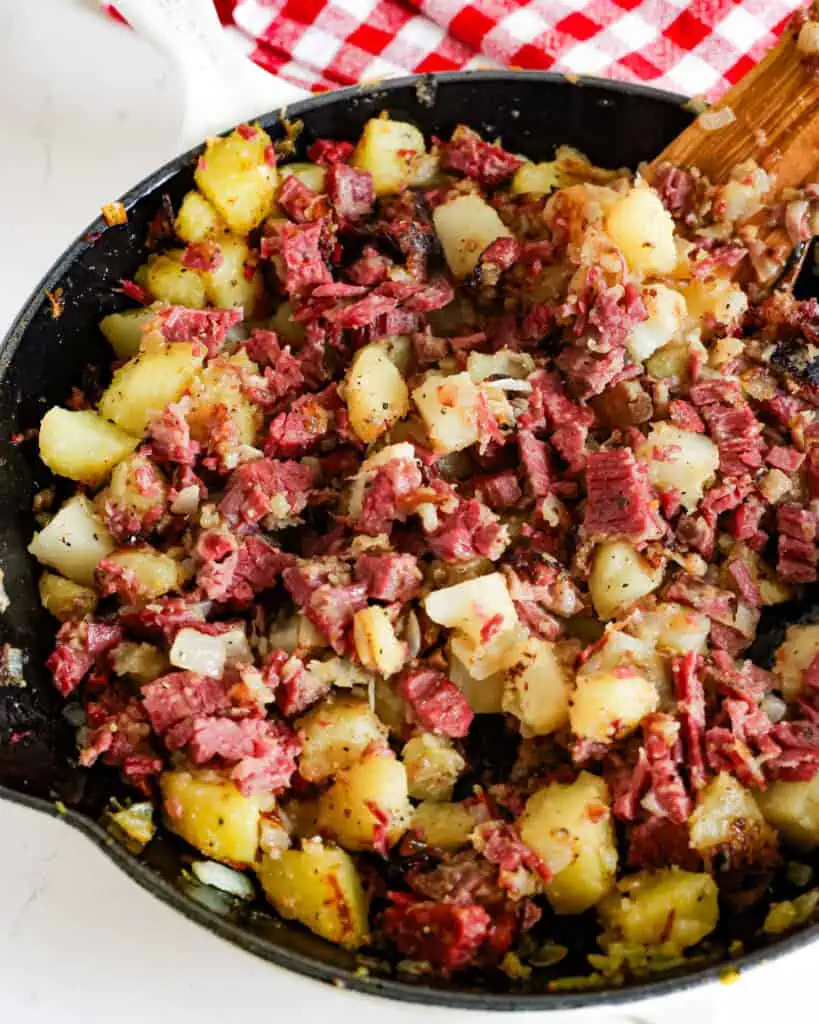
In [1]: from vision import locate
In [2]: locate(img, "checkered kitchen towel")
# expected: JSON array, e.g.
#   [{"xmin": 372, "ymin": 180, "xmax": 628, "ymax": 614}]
[{"xmin": 109, "ymin": 0, "xmax": 805, "ymax": 100}]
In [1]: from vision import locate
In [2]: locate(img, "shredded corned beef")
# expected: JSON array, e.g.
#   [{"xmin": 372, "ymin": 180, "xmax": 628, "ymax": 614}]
[
  {"xmin": 354, "ymin": 552, "xmax": 422, "ymax": 602},
  {"xmin": 219, "ymin": 458, "xmax": 313, "ymax": 527},
  {"xmin": 157, "ymin": 307, "xmax": 241, "ymax": 358},
  {"xmin": 37, "ymin": 117, "xmax": 819, "ymax": 978},
  {"xmin": 382, "ymin": 894, "xmax": 491, "ymax": 972},
  {"xmin": 327, "ymin": 163, "xmax": 374, "ymax": 222},
  {"xmin": 583, "ymin": 448, "xmax": 660, "ymax": 542},
  {"xmin": 441, "ymin": 125, "xmax": 525, "ymax": 186},
  {"xmin": 398, "ymin": 666, "xmax": 474, "ymax": 737}
]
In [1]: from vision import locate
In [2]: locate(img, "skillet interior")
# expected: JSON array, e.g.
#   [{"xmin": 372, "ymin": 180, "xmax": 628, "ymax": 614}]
[{"xmin": 1, "ymin": 70, "xmax": 818, "ymax": 1010}]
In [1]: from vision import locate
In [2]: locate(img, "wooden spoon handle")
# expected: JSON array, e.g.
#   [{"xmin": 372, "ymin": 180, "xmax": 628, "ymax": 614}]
[{"xmin": 650, "ymin": 10, "xmax": 819, "ymax": 192}]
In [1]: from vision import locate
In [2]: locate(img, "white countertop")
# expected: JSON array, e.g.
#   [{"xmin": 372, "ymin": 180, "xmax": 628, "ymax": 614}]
[{"xmin": 0, "ymin": 2, "xmax": 814, "ymax": 1020}]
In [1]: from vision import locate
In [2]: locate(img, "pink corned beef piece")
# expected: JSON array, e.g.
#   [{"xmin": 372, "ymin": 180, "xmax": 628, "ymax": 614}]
[
  {"xmin": 277, "ymin": 174, "xmax": 326, "ymax": 223},
  {"xmin": 264, "ymin": 385, "xmax": 346, "ymax": 458},
  {"xmin": 47, "ymin": 621, "xmax": 123, "ymax": 697},
  {"xmin": 327, "ymin": 163, "xmax": 374, "ymax": 222},
  {"xmin": 356, "ymin": 456, "xmax": 424, "ymax": 536},
  {"xmin": 690, "ymin": 379, "xmax": 766, "ymax": 476},
  {"xmin": 141, "ymin": 671, "xmax": 231, "ymax": 734},
  {"xmin": 777, "ymin": 503, "xmax": 818, "ymax": 582},
  {"xmin": 398, "ymin": 666, "xmax": 473, "ymax": 737},
  {"xmin": 518, "ymin": 430, "xmax": 552, "ymax": 498},
  {"xmin": 583, "ymin": 448, "xmax": 660, "ymax": 542},
  {"xmin": 474, "ymin": 470, "xmax": 522, "ymax": 510},
  {"xmin": 148, "ymin": 398, "xmax": 200, "ymax": 466},
  {"xmin": 307, "ymin": 138, "xmax": 354, "ymax": 165},
  {"xmin": 654, "ymin": 164, "xmax": 696, "ymax": 218},
  {"xmin": 156, "ymin": 307, "xmax": 241, "ymax": 357},
  {"xmin": 672, "ymin": 652, "xmax": 706, "ymax": 791},
  {"xmin": 181, "ymin": 240, "xmax": 224, "ymax": 273},
  {"xmin": 354, "ymin": 553, "xmax": 422, "ymax": 603},
  {"xmin": 197, "ymin": 534, "xmax": 294, "ymax": 605},
  {"xmin": 278, "ymin": 220, "xmax": 332, "ymax": 295},
  {"xmin": 669, "ymin": 399, "xmax": 705, "ymax": 433},
  {"xmin": 382, "ymin": 894, "xmax": 491, "ymax": 972},
  {"xmin": 219, "ymin": 458, "xmax": 313, "ymax": 528},
  {"xmin": 425, "ymin": 499, "xmax": 506, "ymax": 562},
  {"xmin": 441, "ymin": 126, "xmax": 524, "ymax": 186}
]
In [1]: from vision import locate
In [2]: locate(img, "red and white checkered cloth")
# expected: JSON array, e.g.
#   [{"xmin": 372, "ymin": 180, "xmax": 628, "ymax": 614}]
[{"xmin": 110, "ymin": 0, "xmax": 805, "ymax": 101}]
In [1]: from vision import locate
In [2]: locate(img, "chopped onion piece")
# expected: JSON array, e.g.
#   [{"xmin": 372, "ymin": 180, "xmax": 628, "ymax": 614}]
[
  {"xmin": 481, "ymin": 378, "xmax": 533, "ymax": 393},
  {"xmin": 798, "ymin": 20, "xmax": 819, "ymax": 55},
  {"xmin": 191, "ymin": 860, "xmax": 255, "ymax": 899},
  {"xmin": 170, "ymin": 628, "xmax": 228, "ymax": 678},
  {"xmin": 170, "ymin": 485, "xmax": 200, "ymax": 516},
  {"xmin": 698, "ymin": 107, "xmax": 735, "ymax": 131},
  {"xmin": 0, "ymin": 644, "xmax": 25, "ymax": 687},
  {"xmin": 109, "ymin": 801, "xmax": 156, "ymax": 846}
]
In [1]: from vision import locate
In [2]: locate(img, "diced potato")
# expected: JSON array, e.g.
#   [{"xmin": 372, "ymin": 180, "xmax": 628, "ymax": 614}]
[
  {"xmin": 774, "ymin": 624, "xmax": 819, "ymax": 700},
  {"xmin": 175, "ymin": 189, "xmax": 225, "ymax": 243},
  {"xmin": 380, "ymin": 333, "xmax": 413, "ymax": 375},
  {"xmin": 757, "ymin": 774, "xmax": 819, "ymax": 849},
  {"xmin": 278, "ymin": 161, "xmax": 327, "ymax": 194},
  {"xmin": 412, "ymin": 801, "xmax": 476, "ymax": 849},
  {"xmin": 203, "ymin": 234, "xmax": 262, "ymax": 317},
  {"xmin": 346, "ymin": 343, "xmax": 410, "ymax": 444},
  {"xmin": 425, "ymin": 573, "xmax": 517, "ymax": 648},
  {"xmin": 605, "ymin": 184, "xmax": 677, "ymax": 277},
  {"xmin": 316, "ymin": 751, "xmax": 412, "ymax": 852},
  {"xmin": 510, "ymin": 161, "xmax": 561, "ymax": 196},
  {"xmin": 99, "ymin": 305, "xmax": 162, "ymax": 360},
  {"xmin": 713, "ymin": 161, "xmax": 770, "ymax": 224},
  {"xmin": 598, "ymin": 869, "xmax": 719, "ymax": 951},
  {"xmin": 351, "ymin": 117, "xmax": 425, "ymax": 197},
  {"xmin": 98, "ymin": 342, "xmax": 204, "ymax": 436},
  {"xmin": 412, "ymin": 371, "xmax": 482, "ymax": 454},
  {"xmin": 570, "ymin": 667, "xmax": 658, "ymax": 743},
  {"xmin": 450, "ymin": 627, "xmax": 524, "ymax": 681},
  {"xmin": 520, "ymin": 773, "xmax": 617, "ymax": 915},
  {"xmin": 630, "ymin": 602, "xmax": 710, "ymax": 656},
  {"xmin": 683, "ymin": 278, "xmax": 748, "ymax": 333},
  {"xmin": 102, "ymin": 547, "xmax": 181, "ymax": 600},
  {"xmin": 195, "ymin": 125, "xmax": 277, "ymax": 235},
  {"xmin": 187, "ymin": 352, "xmax": 262, "ymax": 448},
  {"xmin": 589, "ymin": 541, "xmax": 665, "ymax": 621},
  {"xmin": 258, "ymin": 838, "xmax": 369, "ymax": 949},
  {"xmin": 297, "ymin": 697, "xmax": 388, "ymax": 783},
  {"xmin": 135, "ymin": 250, "xmax": 206, "ymax": 308},
  {"xmin": 160, "ymin": 769, "xmax": 274, "ymax": 866},
  {"xmin": 98, "ymin": 453, "xmax": 167, "ymax": 527},
  {"xmin": 28, "ymin": 495, "xmax": 114, "ymax": 586},
  {"xmin": 636, "ymin": 422, "xmax": 719, "ymax": 512},
  {"xmin": 689, "ymin": 773, "xmax": 776, "ymax": 859},
  {"xmin": 270, "ymin": 300, "xmax": 306, "ymax": 347},
  {"xmin": 38, "ymin": 408, "xmax": 139, "ymax": 486},
  {"xmin": 402, "ymin": 733, "xmax": 465, "ymax": 801},
  {"xmin": 110, "ymin": 640, "xmax": 168, "ymax": 683},
  {"xmin": 467, "ymin": 349, "xmax": 535, "ymax": 383},
  {"xmin": 433, "ymin": 194, "xmax": 514, "ymax": 278},
  {"xmin": 448, "ymin": 649, "xmax": 506, "ymax": 713},
  {"xmin": 646, "ymin": 338, "xmax": 701, "ymax": 384},
  {"xmin": 626, "ymin": 284, "xmax": 686, "ymax": 363},
  {"xmin": 500, "ymin": 636, "xmax": 571, "ymax": 737},
  {"xmin": 353, "ymin": 605, "xmax": 407, "ymax": 677},
  {"xmin": 38, "ymin": 572, "xmax": 98, "ymax": 621}
]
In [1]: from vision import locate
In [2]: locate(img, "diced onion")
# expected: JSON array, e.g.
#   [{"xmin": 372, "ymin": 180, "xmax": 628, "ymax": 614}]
[
  {"xmin": 191, "ymin": 860, "xmax": 255, "ymax": 899},
  {"xmin": 798, "ymin": 20, "xmax": 819, "ymax": 55},
  {"xmin": 698, "ymin": 107, "xmax": 735, "ymax": 131},
  {"xmin": 170, "ymin": 485, "xmax": 200, "ymax": 516}
]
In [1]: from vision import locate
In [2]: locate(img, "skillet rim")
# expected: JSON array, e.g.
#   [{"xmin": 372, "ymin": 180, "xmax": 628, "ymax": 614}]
[{"xmin": 1, "ymin": 67, "xmax": 815, "ymax": 1010}]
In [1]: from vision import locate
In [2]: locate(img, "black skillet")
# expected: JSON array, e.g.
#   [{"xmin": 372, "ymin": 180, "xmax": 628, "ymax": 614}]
[{"xmin": 1, "ymin": 70, "xmax": 817, "ymax": 1011}]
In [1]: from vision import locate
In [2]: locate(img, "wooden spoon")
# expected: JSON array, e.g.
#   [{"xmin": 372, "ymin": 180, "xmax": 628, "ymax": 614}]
[{"xmin": 650, "ymin": 5, "xmax": 819, "ymax": 192}]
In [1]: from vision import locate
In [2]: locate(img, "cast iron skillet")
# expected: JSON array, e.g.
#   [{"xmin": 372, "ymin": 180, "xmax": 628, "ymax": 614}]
[{"xmin": 1, "ymin": 70, "xmax": 818, "ymax": 1011}]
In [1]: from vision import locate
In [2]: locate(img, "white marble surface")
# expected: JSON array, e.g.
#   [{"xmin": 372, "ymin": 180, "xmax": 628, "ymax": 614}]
[{"xmin": 0, "ymin": 1, "xmax": 814, "ymax": 1021}]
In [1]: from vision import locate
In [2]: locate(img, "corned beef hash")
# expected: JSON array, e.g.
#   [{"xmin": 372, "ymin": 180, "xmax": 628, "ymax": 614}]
[{"xmin": 25, "ymin": 112, "xmax": 819, "ymax": 985}]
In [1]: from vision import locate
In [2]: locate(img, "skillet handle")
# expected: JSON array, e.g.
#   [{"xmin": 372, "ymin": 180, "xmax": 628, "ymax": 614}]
[{"xmin": 112, "ymin": 0, "xmax": 310, "ymax": 149}]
